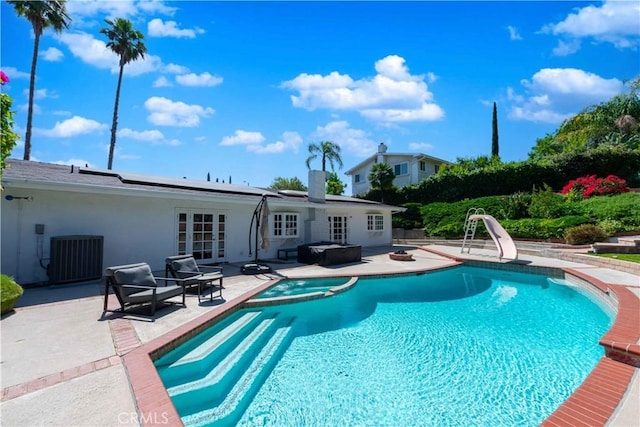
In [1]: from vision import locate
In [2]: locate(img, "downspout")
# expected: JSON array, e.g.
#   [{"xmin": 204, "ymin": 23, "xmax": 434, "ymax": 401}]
[{"xmin": 15, "ymin": 199, "xmax": 23, "ymax": 283}]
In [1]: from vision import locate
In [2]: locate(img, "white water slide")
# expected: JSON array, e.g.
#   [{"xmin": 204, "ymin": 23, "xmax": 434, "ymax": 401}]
[{"xmin": 468, "ymin": 214, "xmax": 518, "ymax": 260}]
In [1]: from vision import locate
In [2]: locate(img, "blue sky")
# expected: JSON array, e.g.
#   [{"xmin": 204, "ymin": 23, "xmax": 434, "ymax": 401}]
[{"xmin": 2, "ymin": 1, "xmax": 639, "ymax": 191}]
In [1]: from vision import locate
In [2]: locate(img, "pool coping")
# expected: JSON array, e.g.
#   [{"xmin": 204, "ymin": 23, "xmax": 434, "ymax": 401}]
[{"xmin": 123, "ymin": 255, "xmax": 639, "ymax": 427}]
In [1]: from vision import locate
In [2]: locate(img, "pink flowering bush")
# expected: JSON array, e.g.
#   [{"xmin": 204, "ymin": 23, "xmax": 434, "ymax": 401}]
[
  {"xmin": 0, "ymin": 71, "xmax": 8, "ymax": 85},
  {"xmin": 561, "ymin": 174, "xmax": 629, "ymax": 199}
]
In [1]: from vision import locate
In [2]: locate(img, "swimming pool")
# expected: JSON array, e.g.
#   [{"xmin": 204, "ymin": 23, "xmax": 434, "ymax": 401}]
[{"xmin": 154, "ymin": 265, "xmax": 612, "ymax": 426}]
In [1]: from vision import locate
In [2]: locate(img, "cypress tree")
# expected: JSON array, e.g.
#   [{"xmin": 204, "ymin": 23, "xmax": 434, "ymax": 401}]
[{"xmin": 492, "ymin": 102, "xmax": 499, "ymax": 158}]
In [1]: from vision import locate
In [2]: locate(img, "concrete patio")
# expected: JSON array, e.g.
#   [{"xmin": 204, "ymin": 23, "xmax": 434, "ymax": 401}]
[{"xmin": 1, "ymin": 243, "xmax": 638, "ymax": 426}]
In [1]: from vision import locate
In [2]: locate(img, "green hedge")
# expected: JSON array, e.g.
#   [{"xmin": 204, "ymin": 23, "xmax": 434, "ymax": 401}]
[
  {"xmin": 419, "ymin": 192, "xmax": 639, "ymax": 241},
  {"xmin": 363, "ymin": 146, "xmax": 640, "ymax": 205}
]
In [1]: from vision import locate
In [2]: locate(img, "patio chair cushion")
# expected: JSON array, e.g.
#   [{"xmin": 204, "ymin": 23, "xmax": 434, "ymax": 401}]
[
  {"xmin": 114, "ymin": 264, "xmax": 158, "ymax": 297},
  {"xmin": 124, "ymin": 285, "xmax": 184, "ymax": 304},
  {"xmin": 170, "ymin": 257, "xmax": 200, "ymax": 279}
]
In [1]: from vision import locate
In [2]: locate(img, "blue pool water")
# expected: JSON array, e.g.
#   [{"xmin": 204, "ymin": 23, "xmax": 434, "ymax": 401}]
[
  {"xmin": 155, "ymin": 266, "xmax": 612, "ymax": 427},
  {"xmin": 253, "ymin": 277, "xmax": 349, "ymax": 299}
]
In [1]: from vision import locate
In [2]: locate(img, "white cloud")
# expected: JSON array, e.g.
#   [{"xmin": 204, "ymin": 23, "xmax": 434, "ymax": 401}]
[
  {"xmin": 220, "ymin": 130, "xmax": 302, "ymax": 154},
  {"xmin": 247, "ymin": 131, "xmax": 303, "ymax": 154},
  {"xmin": 145, "ymin": 96, "xmax": 215, "ymax": 127},
  {"xmin": 312, "ymin": 121, "xmax": 377, "ymax": 158},
  {"xmin": 281, "ymin": 55, "xmax": 444, "ymax": 123},
  {"xmin": 0, "ymin": 67, "xmax": 30, "ymax": 80},
  {"xmin": 409, "ymin": 142, "xmax": 435, "ymax": 151},
  {"xmin": 38, "ymin": 116, "xmax": 107, "ymax": 137},
  {"xmin": 153, "ymin": 76, "xmax": 172, "ymax": 88},
  {"xmin": 523, "ymin": 68, "xmax": 621, "ymax": 97},
  {"xmin": 176, "ymin": 72, "xmax": 223, "ymax": 87},
  {"xmin": 19, "ymin": 102, "xmax": 41, "ymax": 115},
  {"xmin": 66, "ymin": 1, "xmax": 176, "ymax": 24},
  {"xmin": 24, "ymin": 88, "xmax": 56, "ymax": 100},
  {"xmin": 148, "ymin": 18, "xmax": 204, "ymax": 38},
  {"xmin": 118, "ymin": 128, "xmax": 165, "ymax": 142},
  {"xmin": 41, "ymin": 47, "xmax": 64, "ymax": 61},
  {"xmin": 543, "ymin": 0, "xmax": 640, "ymax": 52},
  {"xmin": 57, "ymin": 31, "xmax": 161, "ymax": 76},
  {"xmin": 507, "ymin": 25, "xmax": 522, "ymax": 41},
  {"xmin": 220, "ymin": 130, "xmax": 265, "ymax": 146},
  {"xmin": 552, "ymin": 39, "xmax": 581, "ymax": 56},
  {"xmin": 508, "ymin": 68, "xmax": 623, "ymax": 124},
  {"xmin": 121, "ymin": 54, "xmax": 163, "ymax": 77},
  {"xmin": 164, "ymin": 63, "xmax": 190, "ymax": 74},
  {"xmin": 137, "ymin": 1, "xmax": 178, "ymax": 17}
]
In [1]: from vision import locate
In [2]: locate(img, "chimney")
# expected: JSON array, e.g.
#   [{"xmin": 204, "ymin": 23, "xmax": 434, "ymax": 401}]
[
  {"xmin": 376, "ymin": 142, "xmax": 387, "ymax": 163},
  {"xmin": 308, "ymin": 170, "xmax": 327, "ymax": 203}
]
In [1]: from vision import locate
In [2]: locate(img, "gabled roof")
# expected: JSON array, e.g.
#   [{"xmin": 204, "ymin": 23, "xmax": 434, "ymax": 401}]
[
  {"xmin": 2, "ymin": 159, "xmax": 402, "ymax": 211},
  {"xmin": 345, "ymin": 152, "xmax": 451, "ymax": 175}
]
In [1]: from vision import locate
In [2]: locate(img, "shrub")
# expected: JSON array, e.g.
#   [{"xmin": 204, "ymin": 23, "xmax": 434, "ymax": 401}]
[
  {"xmin": 500, "ymin": 192, "xmax": 531, "ymax": 220},
  {"xmin": 393, "ymin": 202, "xmax": 424, "ymax": 229},
  {"xmin": 502, "ymin": 216, "xmax": 591, "ymax": 240},
  {"xmin": 528, "ymin": 184, "xmax": 568, "ymax": 219},
  {"xmin": 597, "ymin": 219, "xmax": 626, "ymax": 235},
  {"xmin": 561, "ymin": 174, "xmax": 629, "ymax": 199},
  {"xmin": 1, "ymin": 274, "xmax": 23, "ymax": 315},
  {"xmin": 574, "ymin": 192, "xmax": 640, "ymax": 230},
  {"xmin": 564, "ymin": 224, "xmax": 608, "ymax": 245}
]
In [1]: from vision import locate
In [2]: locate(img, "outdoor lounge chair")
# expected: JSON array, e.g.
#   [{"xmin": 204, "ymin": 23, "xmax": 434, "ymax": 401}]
[
  {"xmin": 165, "ymin": 254, "xmax": 223, "ymax": 302},
  {"xmin": 103, "ymin": 262, "xmax": 186, "ymax": 315}
]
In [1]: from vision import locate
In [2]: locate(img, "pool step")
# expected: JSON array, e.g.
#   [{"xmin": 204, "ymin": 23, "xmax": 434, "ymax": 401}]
[
  {"xmin": 169, "ymin": 313, "xmax": 295, "ymax": 418},
  {"xmin": 181, "ymin": 318, "xmax": 295, "ymax": 427},
  {"xmin": 157, "ymin": 311, "xmax": 267, "ymax": 387}
]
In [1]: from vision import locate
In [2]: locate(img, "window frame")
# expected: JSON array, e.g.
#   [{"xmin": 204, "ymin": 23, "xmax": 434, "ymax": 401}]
[
  {"xmin": 394, "ymin": 162, "xmax": 408, "ymax": 176},
  {"xmin": 272, "ymin": 212, "xmax": 300, "ymax": 238},
  {"xmin": 367, "ymin": 214, "xmax": 385, "ymax": 231}
]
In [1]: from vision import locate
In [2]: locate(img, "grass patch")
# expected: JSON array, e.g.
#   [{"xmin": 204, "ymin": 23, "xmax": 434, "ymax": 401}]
[{"xmin": 589, "ymin": 253, "xmax": 640, "ymax": 264}]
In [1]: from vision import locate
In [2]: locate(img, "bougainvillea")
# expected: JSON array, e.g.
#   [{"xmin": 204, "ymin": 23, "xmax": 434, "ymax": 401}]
[{"xmin": 561, "ymin": 174, "xmax": 629, "ymax": 199}]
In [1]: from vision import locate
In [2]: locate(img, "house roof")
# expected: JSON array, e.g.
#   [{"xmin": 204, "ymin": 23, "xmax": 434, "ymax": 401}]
[
  {"xmin": 345, "ymin": 152, "xmax": 451, "ymax": 175},
  {"xmin": 2, "ymin": 159, "xmax": 403, "ymax": 211}
]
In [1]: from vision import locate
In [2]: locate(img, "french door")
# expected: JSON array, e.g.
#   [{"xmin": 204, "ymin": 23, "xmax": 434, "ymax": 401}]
[
  {"xmin": 328, "ymin": 215, "xmax": 348, "ymax": 244},
  {"xmin": 176, "ymin": 210, "xmax": 226, "ymax": 262}
]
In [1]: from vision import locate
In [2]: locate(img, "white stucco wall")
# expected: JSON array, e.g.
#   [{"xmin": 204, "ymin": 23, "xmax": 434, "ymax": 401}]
[
  {"xmin": 1, "ymin": 185, "xmax": 395, "ymax": 285},
  {"xmin": 0, "ymin": 188, "xmax": 259, "ymax": 284}
]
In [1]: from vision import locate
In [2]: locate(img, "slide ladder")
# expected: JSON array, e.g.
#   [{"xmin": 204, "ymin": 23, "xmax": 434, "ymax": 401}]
[{"xmin": 461, "ymin": 208, "xmax": 485, "ymax": 254}]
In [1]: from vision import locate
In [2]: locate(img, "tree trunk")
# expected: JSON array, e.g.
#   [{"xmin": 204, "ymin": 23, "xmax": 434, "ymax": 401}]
[
  {"xmin": 492, "ymin": 102, "xmax": 499, "ymax": 158},
  {"xmin": 23, "ymin": 30, "xmax": 41, "ymax": 160},
  {"xmin": 108, "ymin": 63, "xmax": 125, "ymax": 170}
]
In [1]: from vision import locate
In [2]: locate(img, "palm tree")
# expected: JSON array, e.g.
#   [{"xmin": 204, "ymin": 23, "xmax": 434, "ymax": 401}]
[
  {"xmin": 100, "ymin": 18, "xmax": 147, "ymax": 170},
  {"xmin": 368, "ymin": 162, "xmax": 395, "ymax": 203},
  {"xmin": 9, "ymin": 0, "xmax": 70, "ymax": 161},
  {"xmin": 305, "ymin": 141, "xmax": 343, "ymax": 171}
]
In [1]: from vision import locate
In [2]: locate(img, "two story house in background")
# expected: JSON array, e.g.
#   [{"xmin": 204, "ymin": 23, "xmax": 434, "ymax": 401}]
[{"xmin": 345, "ymin": 143, "xmax": 452, "ymax": 196}]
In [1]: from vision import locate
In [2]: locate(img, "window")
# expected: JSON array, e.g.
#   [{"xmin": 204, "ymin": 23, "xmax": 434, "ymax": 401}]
[
  {"xmin": 176, "ymin": 210, "xmax": 226, "ymax": 261},
  {"xmin": 273, "ymin": 213, "xmax": 299, "ymax": 237},
  {"xmin": 419, "ymin": 161, "xmax": 426, "ymax": 172},
  {"xmin": 355, "ymin": 174, "xmax": 361, "ymax": 183},
  {"xmin": 367, "ymin": 214, "xmax": 384, "ymax": 231},
  {"xmin": 434, "ymin": 164, "xmax": 440, "ymax": 174},
  {"xmin": 328, "ymin": 215, "xmax": 348, "ymax": 244},
  {"xmin": 394, "ymin": 162, "xmax": 408, "ymax": 176}
]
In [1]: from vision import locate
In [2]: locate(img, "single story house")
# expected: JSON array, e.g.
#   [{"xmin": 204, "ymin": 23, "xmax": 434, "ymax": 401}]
[
  {"xmin": 345, "ymin": 143, "xmax": 451, "ymax": 195},
  {"xmin": 1, "ymin": 160, "xmax": 404, "ymax": 286}
]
